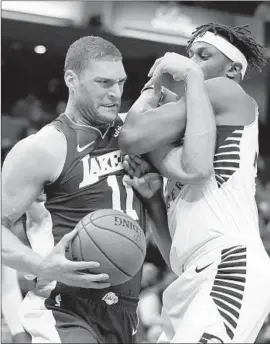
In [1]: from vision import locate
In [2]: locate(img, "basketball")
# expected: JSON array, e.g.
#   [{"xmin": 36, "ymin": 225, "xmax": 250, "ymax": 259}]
[{"xmin": 70, "ymin": 209, "xmax": 147, "ymax": 286}]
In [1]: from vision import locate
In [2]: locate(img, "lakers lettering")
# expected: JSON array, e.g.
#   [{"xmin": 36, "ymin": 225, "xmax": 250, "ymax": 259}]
[{"xmin": 79, "ymin": 150, "xmax": 123, "ymax": 188}]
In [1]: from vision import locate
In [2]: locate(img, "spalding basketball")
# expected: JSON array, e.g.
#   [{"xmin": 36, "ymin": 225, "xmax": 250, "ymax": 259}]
[{"xmin": 70, "ymin": 209, "xmax": 146, "ymax": 286}]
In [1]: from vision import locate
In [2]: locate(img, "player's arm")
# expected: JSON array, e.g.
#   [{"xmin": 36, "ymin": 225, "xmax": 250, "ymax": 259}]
[
  {"xmin": 2, "ymin": 132, "xmax": 63, "ymax": 275},
  {"xmin": 121, "ymin": 70, "xmax": 216, "ymax": 182},
  {"xmin": 144, "ymin": 192, "xmax": 171, "ymax": 267},
  {"xmin": 147, "ymin": 77, "xmax": 254, "ymax": 183},
  {"xmin": 123, "ymin": 164, "xmax": 171, "ymax": 266},
  {"xmin": 147, "ymin": 73, "xmax": 216, "ymax": 183},
  {"xmin": 2, "ymin": 129, "xmax": 110, "ymax": 288},
  {"xmin": 118, "ymin": 88, "xmax": 186, "ymax": 155}
]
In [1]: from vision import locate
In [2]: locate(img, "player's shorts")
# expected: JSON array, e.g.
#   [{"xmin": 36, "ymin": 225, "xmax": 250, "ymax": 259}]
[
  {"xmin": 158, "ymin": 243, "xmax": 270, "ymax": 343},
  {"xmin": 19, "ymin": 282, "xmax": 139, "ymax": 343}
]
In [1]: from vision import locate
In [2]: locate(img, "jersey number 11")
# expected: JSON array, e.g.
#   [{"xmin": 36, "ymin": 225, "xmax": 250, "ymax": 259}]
[{"xmin": 107, "ymin": 175, "xmax": 139, "ymax": 220}]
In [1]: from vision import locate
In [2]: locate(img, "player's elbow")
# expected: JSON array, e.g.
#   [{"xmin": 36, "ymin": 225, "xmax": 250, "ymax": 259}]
[
  {"xmin": 118, "ymin": 129, "xmax": 137, "ymax": 154},
  {"xmin": 118, "ymin": 128, "xmax": 146, "ymax": 155},
  {"xmin": 194, "ymin": 168, "xmax": 213, "ymax": 182},
  {"xmin": 186, "ymin": 165, "xmax": 213, "ymax": 183},
  {"xmin": 182, "ymin": 156, "xmax": 214, "ymax": 183}
]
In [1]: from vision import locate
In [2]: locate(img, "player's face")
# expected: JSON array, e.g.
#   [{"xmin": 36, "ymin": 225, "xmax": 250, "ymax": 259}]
[
  {"xmin": 188, "ymin": 42, "xmax": 232, "ymax": 80},
  {"xmin": 76, "ymin": 60, "xmax": 127, "ymax": 124}
]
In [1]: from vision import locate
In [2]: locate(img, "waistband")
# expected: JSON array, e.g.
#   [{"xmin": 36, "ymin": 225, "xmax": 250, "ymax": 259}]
[
  {"xmin": 54, "ymin": 283, "xmax": 139, "ymax": 311},
  {"xmin": 177, "ymin": 234, "xmax": 265, "ymax": 274}
]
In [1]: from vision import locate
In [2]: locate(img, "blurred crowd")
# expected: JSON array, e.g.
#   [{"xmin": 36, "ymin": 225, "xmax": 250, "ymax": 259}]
[
  {"xmin": 2, "ymin": 95, "xmax": 270, "ymax": 343},
  {"xmin": 2, "ymin": 94, "xmax": 66, "ymax": 161}
]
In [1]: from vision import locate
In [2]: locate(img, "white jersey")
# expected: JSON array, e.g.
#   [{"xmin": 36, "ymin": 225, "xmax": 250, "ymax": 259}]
[
  {"xmin": 164, "ymin": 103, "xmax": 262, "ymax": 273},
  {"xmin": 24, "ymin": 202, "xmax": 53, "ymax": 280}
]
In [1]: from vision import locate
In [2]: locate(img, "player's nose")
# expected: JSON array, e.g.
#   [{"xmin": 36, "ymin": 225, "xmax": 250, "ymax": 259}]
[{"xmin": 108, "ymin": 83, "xmax": 122, "ymax": 100}]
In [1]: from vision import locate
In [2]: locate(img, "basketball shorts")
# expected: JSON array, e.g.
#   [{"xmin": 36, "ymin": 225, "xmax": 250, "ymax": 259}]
[
  {"xmin": 19, "ymin": 282, "xmax": 139, "ymax": 343},
  {"xmin": 158, "ymin": 244, "xmax": 270, "ymax": 343}
]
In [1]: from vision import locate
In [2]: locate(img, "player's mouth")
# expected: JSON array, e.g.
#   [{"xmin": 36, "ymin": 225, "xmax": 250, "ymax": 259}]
[{"xmin": 101, "ymin": 104, "xmax": 118, "ymax": 109}]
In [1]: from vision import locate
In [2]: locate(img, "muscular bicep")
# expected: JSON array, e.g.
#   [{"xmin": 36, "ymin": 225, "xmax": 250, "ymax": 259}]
[
  {"xmin": 2, "ymin": 140, "xmax": 53, "ymax": 227},
  {"xmin": 120, "ymin": 99, "xmax": 186, "ymax": 155},
  {"xmin": 2, "ymin": 126, "xmax": 66, "ymax": 228}
]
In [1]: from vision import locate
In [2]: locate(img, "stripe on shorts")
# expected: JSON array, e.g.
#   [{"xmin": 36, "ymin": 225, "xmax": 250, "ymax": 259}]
[{"xmin": 210, "ymin": 245, "xmax": 247, "ymax": 340}]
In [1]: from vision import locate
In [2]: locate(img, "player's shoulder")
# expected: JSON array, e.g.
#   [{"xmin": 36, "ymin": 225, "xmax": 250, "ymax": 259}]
[
  {"xmin": 4, "ymin": 125, "xmax": 67, "ymax": 182},
  {"xmin": 12, "ymin": 125, "xmax": 66, "ymax": 160},
  {"xmin": 206, "ymin": 77, "xmax": 256, "ymax": 125},
  {"xmin": 205, "ymin": 77, "xmax": 247, "ymax": 101}
]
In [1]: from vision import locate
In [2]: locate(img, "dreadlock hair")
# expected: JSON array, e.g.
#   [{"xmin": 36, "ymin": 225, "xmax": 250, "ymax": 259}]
[{"xmin": 187, "ymin": 23, "xmax": 267, "ymax": 76}]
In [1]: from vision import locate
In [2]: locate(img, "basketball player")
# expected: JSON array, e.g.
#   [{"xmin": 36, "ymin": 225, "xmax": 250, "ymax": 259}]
[
  {"xmin": 120, "ymin": 24, "xmax": 270, "ymax": 342},
  {"xmin": 2, "ymin": 193, "xmax": 50, "ymax": 343},
  {"xmin": 2, "ymin": 36, "xmax": 147, "ymax": 343}
]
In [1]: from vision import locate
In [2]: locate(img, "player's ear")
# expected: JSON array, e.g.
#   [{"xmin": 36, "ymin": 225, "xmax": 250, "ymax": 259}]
[
  {"xmin": 64, "ymin": 70, "xmax": 78, "ymax": 93},
  {"xmin": 226, "ymin": 62, "xmax": 242, "ymax": 80}
]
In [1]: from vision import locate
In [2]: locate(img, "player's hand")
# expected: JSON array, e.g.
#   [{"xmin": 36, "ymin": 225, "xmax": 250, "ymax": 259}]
[
  {"xmin": 160, "ymin": 86, "xmax": 179, "ymax": 105},
  {"xmin": 147, "ymin": 52, "xmax": 203, "ymax": 83},
  {"xmin": 142, "ymin": 78, "xmax": 179, "ymax": 106},
  {"xmin": 123, "ymin": 173, "xmax": 162, "ymax": 199},
  {"xmin": 38, "ymin": 228, "xmax": 111, "ymax": 289},
  {"xmin": 122, "ymin": 154, "xmax": 153, "ymax": 178},
  {"xmin": 122, "ymin": 155, "xmax": 162, "ymax": 198}
]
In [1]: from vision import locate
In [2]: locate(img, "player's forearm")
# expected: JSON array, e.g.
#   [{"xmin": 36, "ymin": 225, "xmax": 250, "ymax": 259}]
[
  {"xmin": 143, "ymin": 192, "xmax": 171, "ymax": 266},
  {"xmin": 119, "ymin": 92, "xmax": 185, "ymax": 155},
  {"xmin": 147, "ymin": 145, "xmax": 207, "ymax": 184},
  {"xmin": 2, "ymin": 224, "xmax": 43, "ymax": 276},
  {"xmin": 181, "ymin": 70, "xmax": 216, "ymax": 177}
]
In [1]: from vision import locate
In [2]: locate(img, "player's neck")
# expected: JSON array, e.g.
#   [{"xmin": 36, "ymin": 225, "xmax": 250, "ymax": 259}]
[
  {"xmin": 65, "ymin": 99, "xmax": 113, "ymax": 133},
  {"xmin": 65, "ymin": 99, "xmax": 106, "ymax": 129},
  {"xmin": 65, "ymin": 101, "xmax": 91, "ymax": 127}
]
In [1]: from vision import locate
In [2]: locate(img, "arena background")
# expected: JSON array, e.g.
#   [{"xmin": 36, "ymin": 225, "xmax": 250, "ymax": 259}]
[{"xmin": 1, "ymin": 1, "xmax": 270, "ymax": 343}]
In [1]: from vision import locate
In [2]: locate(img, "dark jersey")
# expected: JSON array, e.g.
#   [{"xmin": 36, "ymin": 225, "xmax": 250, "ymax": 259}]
[{"xmin": 44, "ymin": 113, "xmax": 146, "ymax": 297}]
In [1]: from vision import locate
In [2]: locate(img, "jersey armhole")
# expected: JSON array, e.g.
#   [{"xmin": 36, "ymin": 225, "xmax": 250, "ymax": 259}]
[{"xmin": 45, "ymin": 125, "xmax": 67, "ymax": 186}]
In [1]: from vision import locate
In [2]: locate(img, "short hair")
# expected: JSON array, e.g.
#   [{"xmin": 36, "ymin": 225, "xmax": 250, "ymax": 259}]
[
  {"xmin": 64, "ymin": 36, "xmax": 122, "ymax": 74},
  {"xmin": 187, "ymin": 23, "xmax": 267, "ymax": 76}
]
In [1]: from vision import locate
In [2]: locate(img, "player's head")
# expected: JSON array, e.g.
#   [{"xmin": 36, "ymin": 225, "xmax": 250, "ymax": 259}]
[
  {"xmin": 64, "ymin": 36, "xmax": 126, "ymax": 124},
  {"xmin": 187, "ymin": 23, "xmax": 267, "ymax": 81}
]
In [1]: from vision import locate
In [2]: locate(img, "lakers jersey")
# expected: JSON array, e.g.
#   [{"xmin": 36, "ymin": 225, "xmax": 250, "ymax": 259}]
[
  {"xmin": 164, "ymin": 103, "xmax": 261, "ymax": 272},
  {"xmin": 39, "ymin": 113, "xmax": 146, "ymax": 297}
]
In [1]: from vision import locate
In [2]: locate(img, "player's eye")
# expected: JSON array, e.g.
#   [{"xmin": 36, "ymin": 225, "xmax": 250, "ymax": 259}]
[
  {"xmin": 97, "ymin": 80, "xmax": 109, "ymax": 85},
  {"xmin": 200, "ymin": 54, "xmax": 210, "ymax": 60}
]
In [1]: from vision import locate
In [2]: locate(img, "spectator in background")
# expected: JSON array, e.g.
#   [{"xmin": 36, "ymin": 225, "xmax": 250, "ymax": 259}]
[
  {"xmin": 56, "ymin": 100, "xmax": 67, "ymax": 116},
  {"xmin": 256, "ymin": 155, "xmax": 270, "ymax": 256}
]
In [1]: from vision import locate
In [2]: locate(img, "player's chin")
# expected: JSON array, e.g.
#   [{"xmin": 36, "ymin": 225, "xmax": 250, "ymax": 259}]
[{"xmin": 99, "ymin": 106, "xmax": 119, "ymax": 121}]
